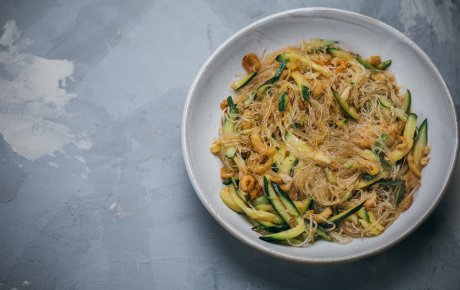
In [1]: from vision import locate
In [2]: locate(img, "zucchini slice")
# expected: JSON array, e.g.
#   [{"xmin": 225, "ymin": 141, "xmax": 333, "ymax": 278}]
[
  {"xmin": 294, "ymin": 197, "xmax": 312, "ymax": 215},
  {"xmin": 255, "ymin": 203, "xmax": 275, "ymax": 212},
  {"xmin": 259, "ymin": 220, "xmax": 305, "ymax": 241},
  {"xmin": 395, "ymin": 182, "xmax": 406, "ymax": 205},
  {"xmin": 278, "ymin": 52, "xmax": 331, "ymax": 77},
  {"xmin": 263, "ymin": 176, "xmax": 292, "ymax": 224},
  {"xmin": 388, "ymin": 113, "xmax": 418, "ymax": 164},
  {"xmin": 357, "ymin": 207, "xmax": 370, "ymax": 222},
  {"xmin": 223, "ymin": 96, "xmax": 238, "ymax": 158},
  {"xmin": 223, "ymin": 96, "xmax": 238, "ymax": 134},
  {"xmin": 253, "ymin": 224, "xmax": 290, "ymax": 233},
  {"xmin": 278, "ymin": 91, "xmax": 287, "ymax": 112},
  {"xmin": 401, "ymin": 90, "xmax": 411, "ymax": 113},
  {"xmin": 279, "ymin": 153, "xmax": 298, "ymax": 175},
  {"xmin": 272, "ymin": 182, "xmax": 300, "ymax": 217},
  {"xmin": 411, "ymin": 118, "xmax": 428, "ymax": 169},
  {"xmin": 262, "ymin": 57, "xmax": 287, "ymax": 85},
  {"xmin": 306, "ymin": 39, "xmax": 338, "ymax": 51},
  {"xmin": 252, "ymin": 195, "xmax": 269, "ymax": 206},
  {"xmin": 356, "ymin": 55, "xmax": 377, "ymax": 70},
  {"xmin": 291, "ymin": 72, "xmax": 311, "ymax": 101},
  {"xmin": 355, "ymin": 172, "xmax": 389, "ymax": 189},
  {"xmin": 323, "ymin": 168, "xmax": 336, "ymax": 183},
  {"xmin": 228, "ymin": 185, "xmax": 283, "ymax": 224},
  {"xmin": 220, "ymin": 185, "xmax": 242, "ymax": 213},
  {"xmin": 260, "ymin": 177, "xmax": 306, "ymax": 241},
  {"xmin": 327, "ymin": 201, "xmax": 365, "ymax": 224},
  {"xmin": 326, "ymin": 47, "xmax": 355, "ymax": 61},
  {"xmin": 285, "ymin": 131, "xmax": 331, "ymax": 164},
  {"xmin": 376, "ymin": 60, "xmax": 392, "ymax": 70},
  {"xmin": 232, "ymin": 72, "xmax": 256, "ymax": 90},
  {"xmin": 315, "ymin": 227, "xmax": 332, "ymax": 242},
  {"xmin": 332, "ymin": 89, "xmax": 359, "ymax": 120},
  {"xmin": 225, "ymin": 147, "xmax": 237, "ymax": 159}
]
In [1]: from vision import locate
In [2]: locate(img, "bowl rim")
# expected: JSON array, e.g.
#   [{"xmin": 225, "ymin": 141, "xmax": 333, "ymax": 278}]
[{"xmin": 181, "ymin": 7, "xmax": 459, "ymax": 264}]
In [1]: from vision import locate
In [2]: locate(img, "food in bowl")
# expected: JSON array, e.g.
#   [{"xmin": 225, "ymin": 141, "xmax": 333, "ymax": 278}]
[{"xmin": 210, "ymin": 38, "xmax": 430, "ymax": 246}]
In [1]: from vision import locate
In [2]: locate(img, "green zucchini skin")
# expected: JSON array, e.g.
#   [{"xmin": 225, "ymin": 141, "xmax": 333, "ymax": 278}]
[
  {"xmin": 232, "ymin": 72, "xmax": 256, "ymax": 90},
  {"xmin": 279, "ymin": 153, "xmax": 297, "ymax": 175},
  {"xmin": 263, "ymin": 176, "xmax": 292, "ymax": 224},
  {"xmin": 377, "ymin": 60, "xmax": 392, "ymax": 70},
  {"xmin": 315, "ymin": 227, "xmax": 332, "ymax": 241},
  {"xmin": 260, "ymin": 177, "xmax": 306, "ymax": 241},
  {"xmin": 301, "ymin": 85, "xmax": 311, "ymax": 101},
  {"xmin": 388, "ymin": 113, "xmax": 418, "ymax": 164},
  {"xmin": 332, "ymin": 89, "xmax": 359, "ymax": 120},
  {"xmin": 326, "ymin": 47, "xmax": 354, "ymax": 61},
  {"xmin": 223, "ymin": 96, "xmax": 238, "ymax": 158},
  {"xmin": 253, "ymin": 224, "xmax": 290, "ymax": 233},
  {"xmin": 402, "ymin": 90, "xmax": 411, "ymax": 113},
  {"xmin": 278, "ymin": 91, "xmax": 287, "ymax": 112},
  {"xmin": 395, "ymin": 183, "xmax": 406, "ymax": 205},
  {"xmin": 357, "ymin": 207, "xmax": 370, "ymax": 222},
  {"xmin": 356, "ymin": 55, "xmax": 377, "ymax": 70},
  {"xmin": 412, "ymin": 118, "xmax": 428, "ymax": 167},
  {"xmin": 327, "ymin": 201, "xmax": 365, "ymax": 225},
  {"xmin": 272, "ymin": 182, "xmax": 300, "ymax": 217}
]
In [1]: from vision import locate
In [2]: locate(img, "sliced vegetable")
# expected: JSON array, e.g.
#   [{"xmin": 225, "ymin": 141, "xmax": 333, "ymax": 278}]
[
  {"xmin": 401, "ymin": 90, "xmax": 411, "ymax": 112},
  {"xmin": 306, "ymin": 39, "xmax": 338, "ymax": 50},
  {"xmin": 332, "ymin": 89, "xmax": 359, "ymax": 120},
  {"xmin": 357, "ymin": 207, "xmax": 369, "ymax": 222},
  {"xmin": 253, "ymin": 195, "xmax": 269, "ymax": 206},
  {"xmin": 223, "ymin": 96, "xmax": 238, "ymax": 158},
  {"xmin": 379, "ymin": 96, "xmax": 392, "ymax": 108},
  {"xmin": 376, "ymin": 60, "xmax": 392, "ymax": 70},
  {"xmin": 263, "ymin": 176, "xmax": 292, "ymax": 224},
  {"xmin": 294, "ymin": 197, "xmax": 312, "ymax": 215},
  {"xmin": 278, "ymin": 91, "xmax": 287, "ymax": 112},
  {"xmin": 260, "ymin": 177, "xmax": 306, "ymax": 241},
  {"xmin": 223, "ymin": 96, "xmax": 238, "ymax": 134},
  {"xmin": 262, "ymin": 56, "xmax": 287, "ymax": 85},
  {"xmin": 326, "ymin": 47, "xmax": 355, "ymax": 61},
  {"xmin": 225, "ymin": 147, "xmax": 237, "ymax": 159},
  {"xmin": 388, "ymin": 113, "xmax": 418, "ymax": 164},
  {"xmin": 253, "ymin": 224, "xmax": 290, "ymax": 233},
  {"xmin": 290, "ymin": 72, "xmax": 311, "ymax": 101},
  {"xmin": 272, "ymin": 182, "xmax": 300, "ymax": 217},
  {"xmin": 285, "ymin": 131, "xmax": 331, "ymax": 164},
  {"xmin": 395, "ymin": 182, "xmax": 406, "ymax": 205},
  {"xmin": 255, "ymin": 203, "xmax": 275, "ymax": 212},
  {"xmin": 232, "ymin": 72, "xmax": 256, "ymax": 90},
  {"xmin": 323, "ymin": 168, "xmax": 336, "ymax": 183},
  {"xmin": 356, "ymin": 55, "xmax": 377, "ymax": 70},
  {"xmin": 273, "ymin": 145, "xmax": 287, "ymax": 170},
  {"xmin": 355, "ymin": 172, "xmax": 389, "ymax": 189},
  {"xmin": 259, "ymin": 221, "xmax": 305, "ymax": 241},
  {"xmin": 315, "ymin": 227, "xmax": 332, "ymax": 241},
  {"xmin": 327, "ymin": 201, "xmax": 365, "ymax": 224},
  {"xmin": 228, "ymin": 186, "xmax": 284, "ymax": 224},
  {"xmin": 220, "ymin": 185, "xmax": 242, "ymax": 213},
  {"xmin": 279, "ymin": 153, "xmax": 298, "ymax": 175},
  {"xmin": 278, "ymin": 52, "xmax": 331, "ymax": 76},
  {"xmin": 411, "ymin": 118, "xmax": 428, "ymax": 169}
]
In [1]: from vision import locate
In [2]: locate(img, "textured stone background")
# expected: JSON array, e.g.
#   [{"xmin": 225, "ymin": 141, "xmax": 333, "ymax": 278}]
[{"xmin": 0, "ymin": 1, "xmax": 459, "ymax": 289}]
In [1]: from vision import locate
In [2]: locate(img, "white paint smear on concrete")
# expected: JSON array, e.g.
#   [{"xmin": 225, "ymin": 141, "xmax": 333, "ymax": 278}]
[{"xmin": 0, "ymin": 20, "xmax": 92, "ymax": 160}]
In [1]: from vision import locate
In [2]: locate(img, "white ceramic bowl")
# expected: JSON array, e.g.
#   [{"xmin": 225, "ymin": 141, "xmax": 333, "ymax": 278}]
[{"xmin": 182, "ymin": 8, "xmax": 458, "ymax": 263}]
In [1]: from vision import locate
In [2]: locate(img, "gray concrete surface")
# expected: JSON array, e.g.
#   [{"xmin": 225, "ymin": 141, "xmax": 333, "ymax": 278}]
[{"xmin": 0, "ymin": 0, "xmax": 459, "ymax": 289}]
